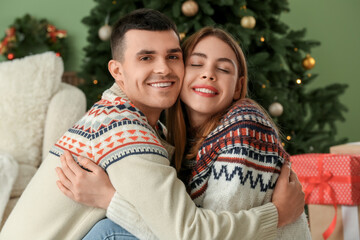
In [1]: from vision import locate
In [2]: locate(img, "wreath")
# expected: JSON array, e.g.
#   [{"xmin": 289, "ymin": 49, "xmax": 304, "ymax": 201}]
[{"xmin": 0, "ymin": 14, "xmax": 68, "ymax": 60}]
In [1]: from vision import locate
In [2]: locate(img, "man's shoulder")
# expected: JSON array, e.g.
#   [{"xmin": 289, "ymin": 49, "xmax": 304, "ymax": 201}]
[{"xmin": 78, "ymin": 96, "xmax": 150, "ymax": 134}]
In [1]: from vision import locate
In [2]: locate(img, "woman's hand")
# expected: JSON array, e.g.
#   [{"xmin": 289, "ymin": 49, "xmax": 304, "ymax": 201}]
[
  {"xmin": 55, "ymin": 150, "xmax": 115, "ymax": 209},
  {"xmin": 272, "ymin": 161, "xmax": 305, "ymax": 228}
]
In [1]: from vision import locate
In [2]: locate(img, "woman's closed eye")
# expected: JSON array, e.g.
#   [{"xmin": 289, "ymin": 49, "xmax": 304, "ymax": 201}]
[{"xmin": 218, "ymin": 67, "xmax": 230, "ymax": 73}]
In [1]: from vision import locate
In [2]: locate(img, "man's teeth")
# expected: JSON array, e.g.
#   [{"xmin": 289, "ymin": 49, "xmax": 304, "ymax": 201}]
[
  {"xmin": 150, "ymin": 82, "xmax": 172, "ymax": 88},
  {"xmin": 194, "ymin": 88, "xmax": 216, "ymax": 94}
]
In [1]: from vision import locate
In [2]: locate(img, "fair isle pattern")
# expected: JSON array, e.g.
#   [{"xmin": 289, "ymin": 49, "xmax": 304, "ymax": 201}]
[
  {"xmin": 189, "ymin": 100, "xmax": 289, "ymax": 202},
  {"xmin": 50, "ymin": 86, "xmax": 168, "ymax": 170}
]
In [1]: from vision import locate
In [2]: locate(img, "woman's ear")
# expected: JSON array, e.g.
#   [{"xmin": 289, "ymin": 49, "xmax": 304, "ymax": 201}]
[
  {"xmin": 233, "ymin": 76, "xmax": 245, "ymax": 100},
  {"xmin": 108, "ymin": 60, "xmax": 124, "ymax": 89}
]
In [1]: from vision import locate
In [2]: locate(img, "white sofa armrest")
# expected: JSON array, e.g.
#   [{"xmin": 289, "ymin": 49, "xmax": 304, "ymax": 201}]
[{"xmin": 42, "ymin": 83, "xmax": 86, "ymax": 162}]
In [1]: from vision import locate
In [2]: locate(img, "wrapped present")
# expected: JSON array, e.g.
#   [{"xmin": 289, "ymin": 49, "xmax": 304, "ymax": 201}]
[
  {"xmin": 291, "ymin": 153, "xmax": 360, "ymax": 240},
  {"xmin": 330, "ymin": 142, "xmax": 360, "ymax": 155},
  {"xmin": 308, "ymin": 205, "xmax": 360, "ymax": 240}
]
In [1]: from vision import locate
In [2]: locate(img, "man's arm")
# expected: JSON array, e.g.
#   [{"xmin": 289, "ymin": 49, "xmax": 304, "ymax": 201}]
[{"xmin": 0, "ymin": 153, "xmax": 106, "ymax": 240}]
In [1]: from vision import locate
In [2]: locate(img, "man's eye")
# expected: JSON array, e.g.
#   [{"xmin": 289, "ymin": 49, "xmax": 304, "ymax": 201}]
[
  {"xmin": 168, "ymin": 55, "xmax": 179, "ymax": 60},
  {"xmin": 191, "ymin": 64, "xmax": 202, "ymax": 67},
  {"xmin": 140, "ymin": 56, "xmax": 151, "ymax": 61}
]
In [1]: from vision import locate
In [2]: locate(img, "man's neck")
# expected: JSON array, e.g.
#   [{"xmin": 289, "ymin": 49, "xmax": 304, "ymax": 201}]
[{"xmin": 139, "ymin": 109, "xmax": 161, "ymax": 128}]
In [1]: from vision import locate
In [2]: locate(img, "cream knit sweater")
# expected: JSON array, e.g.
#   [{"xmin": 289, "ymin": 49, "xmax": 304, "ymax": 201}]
[{"xmin": 0, "ymin": 84, "xmax": 278, "ymax": 240}]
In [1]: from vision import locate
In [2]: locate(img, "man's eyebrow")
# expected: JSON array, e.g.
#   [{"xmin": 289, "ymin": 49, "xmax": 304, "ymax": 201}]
[
  {"xmin": 136, "ymin": 50, "xmax": 156, "ymax": 55},
  {"xmin": 168, "ymin": 48, "xmax": 182, "ymax": 54},
  {"xmin": 136, "ymin": 48, "xmax": 182, "ymax": 55}
]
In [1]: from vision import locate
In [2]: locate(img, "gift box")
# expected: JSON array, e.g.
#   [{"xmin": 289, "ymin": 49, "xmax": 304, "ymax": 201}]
[
  {"xmin": 308, "ymin": 205, "xmax": 360, "ymax": 240},
  {"xmin": 330, "ymin": 142, "xmax": 360, "ymax": 155},
  {"xmin": 291, "ymin": 153, "xmax": 360, "ymax": 240}
]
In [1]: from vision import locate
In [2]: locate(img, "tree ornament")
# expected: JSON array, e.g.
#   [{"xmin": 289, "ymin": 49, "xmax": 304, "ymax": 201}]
[
  {"xmin": 98, "ymin": 24, "xmax": 112, "ymax": 41},
  {"xmin": 302, "ymin": 54, "xmax": 316, "ymax": 70},
  {"xmin": 268, "ymin": 102, "xmax": 283, "ymax": 117},
  {"xmin": 181, "ymin": 0, "xmax": 199, "ymax": 17},
  {"xmin": 241, "ymin": 16, "xmax": 256, "ymax": 29},
  {"xmin": 179, "ymin": 32, "xmax": 186, "ymax": 41}
]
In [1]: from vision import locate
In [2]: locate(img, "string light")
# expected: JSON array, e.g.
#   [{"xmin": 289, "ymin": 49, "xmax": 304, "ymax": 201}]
[
  {"xmin": 262, "ymin": 84, "xmax": 266, "ymax": 89},
  {"xmin": 294, "ymin": 48, "xmax": 298, "ymax": 52},
  {"xmin": 286, "ymin": 136, "xmax": 292, "ymax": 141},
  {"xmin": 56, "ymin": 52, "xmax": 61, "ymax": 57},
  {"xmin": 112, "ymin": 0, "xmax": 117, "ymax": 4},
  {"xmin": 260, "ymin": 36, "xmax": 265, "ymax": 42},
  {"xmin": 296, "ymin": 78, "xmax": 302, "ymax": 84},
  {"xmin": 93, "ymin": 79, "xmax": 98, "ymax": 84},
  {"xmin": 307, "ymin": 73, "xmax": 312, "ymax": 77},
  {"xmin": 282, "ymin": 142, "xmax": 285, "ymax": 147}
]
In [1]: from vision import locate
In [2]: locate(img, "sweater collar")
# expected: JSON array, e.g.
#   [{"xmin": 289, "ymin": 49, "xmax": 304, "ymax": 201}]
[{"xmin": 104, "ymin": 83, "xmax": 175, "ymax": 160}]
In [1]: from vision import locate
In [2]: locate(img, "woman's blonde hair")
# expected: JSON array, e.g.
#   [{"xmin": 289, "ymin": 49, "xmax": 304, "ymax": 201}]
[{"xmin": 167, "ymin": 26, "xmax": 248, "ymax": 172}]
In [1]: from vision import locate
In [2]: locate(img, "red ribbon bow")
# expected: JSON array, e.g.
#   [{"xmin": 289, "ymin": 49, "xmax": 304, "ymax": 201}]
[
  {"xmin": 46, "ymin": 24, "xmax": 67, "ymax": 43},
  {"xmin": 0, "ymin": 27, "xmax": 16, "ymax": 54},
  {"xmin": 299, "ymin": 155, "xmax": 339, "ymax": 239}
]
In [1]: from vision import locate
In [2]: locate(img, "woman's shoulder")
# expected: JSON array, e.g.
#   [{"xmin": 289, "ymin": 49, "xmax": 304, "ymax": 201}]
[{"xmin": 222, "ymin": 98, "xmax": 273, "ymax": 129}]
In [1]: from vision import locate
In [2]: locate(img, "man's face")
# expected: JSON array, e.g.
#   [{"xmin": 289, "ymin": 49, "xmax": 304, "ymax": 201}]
[{"xmin": 112, "ymin": 30, "xmax": 184, "ymax": 117}]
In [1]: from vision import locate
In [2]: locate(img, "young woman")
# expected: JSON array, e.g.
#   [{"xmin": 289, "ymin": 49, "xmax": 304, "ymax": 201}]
[{"xmin": 56, "ymin": 27, "xmax": 309, "ymax": 239}]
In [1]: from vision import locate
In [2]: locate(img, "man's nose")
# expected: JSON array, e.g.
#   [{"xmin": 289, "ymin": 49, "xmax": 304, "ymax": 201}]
[{"xmin": 153, "ymin": 59, "xmax": 171, "ymax": 75}]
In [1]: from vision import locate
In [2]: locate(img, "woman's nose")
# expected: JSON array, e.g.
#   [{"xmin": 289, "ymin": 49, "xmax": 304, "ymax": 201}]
[{"xmin": 201, "ymin": 74, "xmax": 215, "ymax": 81}]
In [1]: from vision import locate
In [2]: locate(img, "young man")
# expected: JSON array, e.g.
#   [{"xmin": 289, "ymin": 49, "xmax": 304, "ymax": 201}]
[{"xmin": 0, "ymin": 9, "xmax": 304, "ymax": 240}]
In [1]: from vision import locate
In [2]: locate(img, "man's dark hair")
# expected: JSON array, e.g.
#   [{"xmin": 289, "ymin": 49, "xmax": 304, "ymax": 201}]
[{"xmin": 110, "ymin": 8, "xmax": 179, "ymax": 61}]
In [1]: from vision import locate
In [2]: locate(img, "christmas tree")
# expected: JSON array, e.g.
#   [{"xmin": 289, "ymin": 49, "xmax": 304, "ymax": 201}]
[{"xmin": 79, "ymin": 0, "xmax": 348, "ymax": 155}]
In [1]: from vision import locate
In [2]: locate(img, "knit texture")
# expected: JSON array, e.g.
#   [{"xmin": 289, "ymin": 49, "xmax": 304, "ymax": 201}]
[
  {"xmin": 187, "ymin": 99, "xmax": 311, "ymax": 239},
  {"xmin": 49, "ymin": 83, "xmax": 168, "ymax": 170}
]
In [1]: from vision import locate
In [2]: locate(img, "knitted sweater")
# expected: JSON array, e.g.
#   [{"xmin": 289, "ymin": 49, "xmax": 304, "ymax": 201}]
[
  {"xmin": 186, "ymin": 99, "xmax": 311, "ymax": 239},
  {"xmin": 0, "ymin": 84, "xmax": 278, "ymax": 240}
]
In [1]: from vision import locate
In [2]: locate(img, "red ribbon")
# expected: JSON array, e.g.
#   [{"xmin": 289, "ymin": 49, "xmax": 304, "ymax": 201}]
[
  {"xmin": 0, "ymin": 27, "xmax": 16, "ymax": 54},
  {"xmin": 299, "ymin": 155, "xmax": 345, "ymax": 239},
  {"xmin": 46, "ymin": 24, "xmax": 67, "ymax": 43}
]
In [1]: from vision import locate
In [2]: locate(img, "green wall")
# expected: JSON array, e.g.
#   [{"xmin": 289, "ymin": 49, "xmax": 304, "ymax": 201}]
[{"xmin": 1, "ymin": 0, "xmax": 359, "ymax": 144}]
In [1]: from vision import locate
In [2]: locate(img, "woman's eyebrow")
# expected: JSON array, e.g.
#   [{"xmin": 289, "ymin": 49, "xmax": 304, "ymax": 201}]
[
  {"xmin": 218, "ymin": 58, "xmax": 236, "ymax": 67},
  {"xmin": 190, "ymin": 52, "xmax": 207, "ymax": 58}
]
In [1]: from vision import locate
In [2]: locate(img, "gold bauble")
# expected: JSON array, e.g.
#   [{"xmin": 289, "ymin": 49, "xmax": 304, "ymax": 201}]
[
  {"xmin": 182, "ymin": 0, "xmax": 199, "ymax": 17},
  {"xmin": 241, "ymin": 16, "xmax": 256, "ymax": 29},
  {"xmin": 268, "ymin": 102, "xmax": 283, "ymax": 117},
  {"xmin": 302, "ymin": 54, "xmax": 316, "ymax": 70},
  {"xmin": 179, "ymin": 32, "xmax": 186, "ymax": 41}
]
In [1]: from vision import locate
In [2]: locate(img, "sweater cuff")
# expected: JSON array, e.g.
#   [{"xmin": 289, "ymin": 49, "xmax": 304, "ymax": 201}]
[
  {"xmin": 106, "ymin": 191, "xmax": 158, "ymax": 240},
  {"xmin": 253, "ymin": 202, "xmax": 278, "ymax": 240}
]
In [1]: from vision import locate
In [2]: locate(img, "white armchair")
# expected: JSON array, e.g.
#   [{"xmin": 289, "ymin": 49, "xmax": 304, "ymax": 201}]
[{"xmin": 0, "ymin": 52, "xmax": 87, "ymax": 228}]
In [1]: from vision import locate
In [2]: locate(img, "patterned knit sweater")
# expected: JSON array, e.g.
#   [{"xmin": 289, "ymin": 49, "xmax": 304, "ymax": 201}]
[
  {"xmin": 49, "ymin": 84, "xmax": 168, "ymax": 170},
  {"xmin": 186, "ymin": 99, "xmax": 311, "ymax": 239},
  {"xmin": 1, "ymin": 84, "xmax": 279, "ymax": 240}
]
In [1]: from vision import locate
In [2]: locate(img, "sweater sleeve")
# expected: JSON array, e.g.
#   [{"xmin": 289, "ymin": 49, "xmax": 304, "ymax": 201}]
[{"xmin": 106, "ymin": 153, "xmax": 279, "ymax": 240}]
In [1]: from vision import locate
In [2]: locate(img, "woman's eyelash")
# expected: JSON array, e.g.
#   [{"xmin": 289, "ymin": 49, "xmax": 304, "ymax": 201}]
[{"xmin": 219, "ymin": 68, "xmax": 229, "ymax": 73}]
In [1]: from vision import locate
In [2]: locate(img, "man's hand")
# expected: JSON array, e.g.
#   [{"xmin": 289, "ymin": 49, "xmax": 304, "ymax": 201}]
[
  {"xmin": 55, "ymin": 150, "xmax": 116, "ymax": 209},
  {"xmin": 272, "ymin": 161, "xmax": 305, "ymax": 227}
]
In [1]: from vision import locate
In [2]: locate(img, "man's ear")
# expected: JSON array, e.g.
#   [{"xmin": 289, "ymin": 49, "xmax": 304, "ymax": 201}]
[
  {"xmin": 233, "ymin": 76, "xmax": 245, "ymax": 100},
  {"xmin": 108, "ymin": 59, "xmax": 124, "ymax": 89}
]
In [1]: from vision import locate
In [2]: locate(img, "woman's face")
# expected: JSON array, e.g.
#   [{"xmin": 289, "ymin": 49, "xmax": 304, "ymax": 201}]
[{"xmin": 180, "ymin": 36, "xmax": 242, "ymax": 127}]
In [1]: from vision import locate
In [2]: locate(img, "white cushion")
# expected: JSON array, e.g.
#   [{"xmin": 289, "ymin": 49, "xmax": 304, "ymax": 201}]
[
  {"xmin": 0, "ymin": 52, "xmax": 63, "ymax": 167},
  {"xmin": 0, "ymin": 152, "xmax": 18, "ymax": 224}
]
